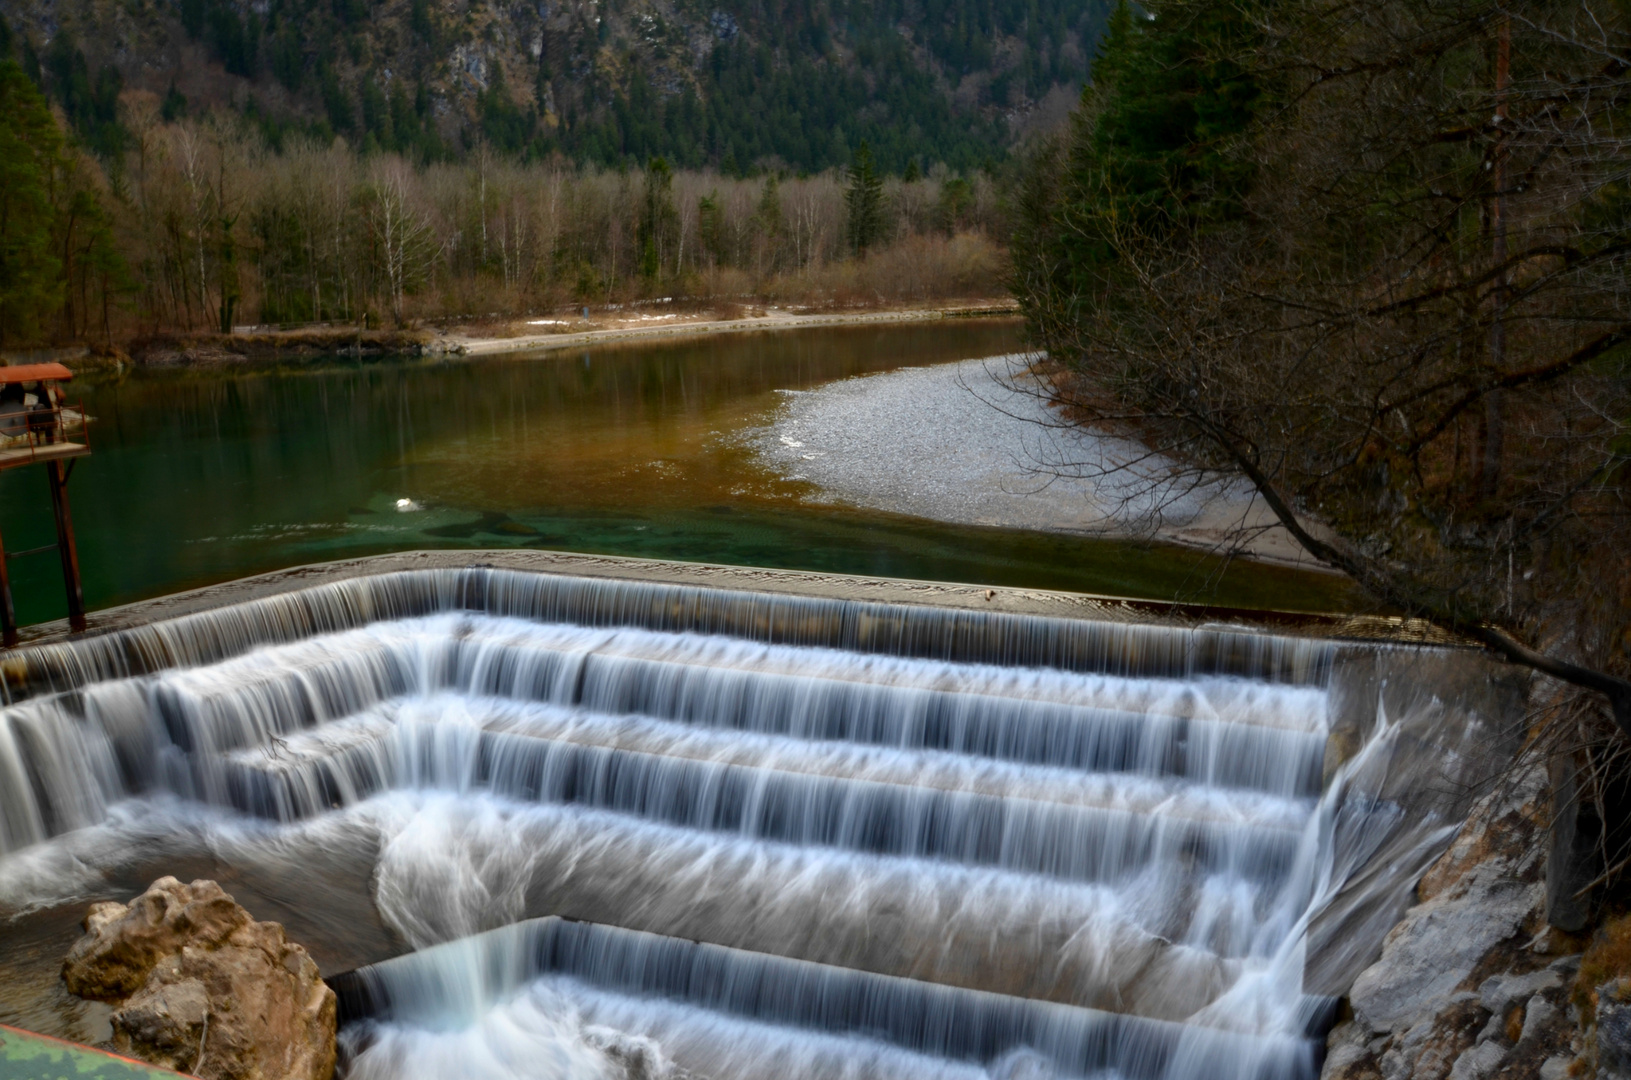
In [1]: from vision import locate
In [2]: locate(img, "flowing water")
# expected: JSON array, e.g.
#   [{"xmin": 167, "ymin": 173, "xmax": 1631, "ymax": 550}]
[
  {"xmin": 0, "ymin": 569, "xmax": 1498, "ymax": 1080},
  {"xmin": 0, "ymin": 322, "xmax": 1358, "ymax": 627}
]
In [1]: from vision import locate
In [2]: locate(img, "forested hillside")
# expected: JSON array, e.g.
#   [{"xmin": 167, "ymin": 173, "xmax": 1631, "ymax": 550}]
[{"xmin": 1, "ymin": 0, "xmax": 1107, "ymax": 172}]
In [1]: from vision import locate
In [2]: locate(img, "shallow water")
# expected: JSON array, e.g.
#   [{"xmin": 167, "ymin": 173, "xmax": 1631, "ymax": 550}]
[{"xmin": 0, "ymin": 322, "xmax": 1359, "ymax": 626}]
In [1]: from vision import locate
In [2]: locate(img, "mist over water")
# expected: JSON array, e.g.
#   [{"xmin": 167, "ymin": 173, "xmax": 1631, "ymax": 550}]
[{"xmin": 0, "ymin": 570, "xmax": 1478, "ymax": 1080}]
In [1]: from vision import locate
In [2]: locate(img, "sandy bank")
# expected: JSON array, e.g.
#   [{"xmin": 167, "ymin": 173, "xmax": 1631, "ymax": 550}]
[
  {"xmin": 749, "ymin": 356, "xmax": 1333, "ymax": 570},
  {"xmin": 23, "ymin": 302, "xmax": 1019, "ymax": 371},
  {"xmin": 444, "ymin": 302, "xmax": 1019, "ymax": 357}
]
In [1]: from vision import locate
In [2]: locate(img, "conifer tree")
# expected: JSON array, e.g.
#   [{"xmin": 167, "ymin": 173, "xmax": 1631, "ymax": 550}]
[
  {"xmin": 697, "ymin": 191, "xmax": 725, "ymax": 266},
  {"xmin": 755, "ymin": 174, "xmax": 782, "ymax": 241},
  {"xmin": 0, "ymin": 60, "xmax": 63, "ymax": 348},
  {"xmin": 844, "ymin": 141, "xmax": 884, "ymax": 255},
  {"xmin": 638, "ymin": 156, "xmax": 678, "ymax": 282}
]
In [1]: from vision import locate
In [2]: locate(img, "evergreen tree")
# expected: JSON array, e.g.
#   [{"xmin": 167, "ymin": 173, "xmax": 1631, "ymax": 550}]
[
  {"xmin": 638, "ymin": 157, "xmax": 678, "ymax": 281},
  {"xmin": 754, "ymin": 173, "xmax": 782, "ymax": 241},
  {"xmin": 162, "ymin": 80, "xmax": 187, "ymax": 122},
  {"xmin": 1010, "ymin": 0, "xmax": 1631, "ymax": 735},
  {"xmin": 698, "ymin": 190, "xmax": 725, "ymax": 266},
  {"xmin": 20, "ymin": 36, "xmax": 41, "ymax": 87},
  {"xmin": 478, "ymin": 64, "xmax": 533, "ymax": 154},
  {"xmin": 43, "ymin": 33, "xmax": 130, "ymax": 158},
  {"xmin": 1059, "ymin": 0, "xmax": 1260, "ymax": 283},
  {"xmin": 937, "ymin": 176, "xmax": 973, "ymax": 235},
  {"xmin": 0, "ymin": 61, "xmax": 63, "ymax": 347},
  {"xmin": 845, "ymin": 142, "xmax": 885, "ymax": 255}
]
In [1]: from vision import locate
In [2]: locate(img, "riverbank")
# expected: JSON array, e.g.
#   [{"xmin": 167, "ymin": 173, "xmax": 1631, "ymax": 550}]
[
  {"xmin": 750, "ymin": 356, "xmax": 1333, "ymax": 570},
  {"xmin": 8, "ymin": 300, "xmax": 1019, "ymax": 371},
  {"xmin": 445, "ymin": 300, "xmax": 1019, "ymax": 357}
]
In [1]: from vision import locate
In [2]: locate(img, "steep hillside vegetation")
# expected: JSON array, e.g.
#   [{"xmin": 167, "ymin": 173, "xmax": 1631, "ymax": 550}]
[{"xmin": 2, "ymin": 0, "xmax": 1108, "ymax": 171}]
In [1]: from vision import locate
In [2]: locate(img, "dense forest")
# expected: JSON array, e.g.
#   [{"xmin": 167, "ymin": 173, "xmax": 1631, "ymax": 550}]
[
  {"xmin": 2, "ymin": 0, "xmax": 1109, "ymax": 172},
  {"xmin": 0, "ymin": 23, "xmax": 1006, "ymax": 347},
  {"xmin": 1013, "ymin": 0, "xmax": 1631, "ymax": 853},
  {"xmin": 0, "ymin": 0, "xmax": 1075, "ymax": 344}
]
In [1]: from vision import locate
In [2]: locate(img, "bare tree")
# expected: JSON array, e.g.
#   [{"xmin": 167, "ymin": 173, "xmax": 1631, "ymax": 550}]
[
  {"xmin": 368, "ymin": 160, "xmax": 436, "ymax": 326},
  {"xmin": 1014, "ymin": 0, "xmax": 1631, "ymax": 729}
]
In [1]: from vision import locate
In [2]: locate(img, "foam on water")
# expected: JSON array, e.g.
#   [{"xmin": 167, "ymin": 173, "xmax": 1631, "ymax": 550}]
[
  {"xmin": 229, "ymin": 694, "xmax": 1315, "ymax": 827},
  {"xmin": 0, "ymin": 570, "xmax": 1494, "ymax": 1080}
]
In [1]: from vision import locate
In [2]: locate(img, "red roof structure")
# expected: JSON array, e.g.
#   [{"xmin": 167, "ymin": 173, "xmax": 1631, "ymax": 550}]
[{"xmin": 0, "ymin": 363, "xmax": 75, "ymax": 383}]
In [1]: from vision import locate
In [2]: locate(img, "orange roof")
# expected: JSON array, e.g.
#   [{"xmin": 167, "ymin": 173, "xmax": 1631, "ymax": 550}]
[{"xmin": 0, "ymin": 363, "xmax": 74, "ymax": 384}]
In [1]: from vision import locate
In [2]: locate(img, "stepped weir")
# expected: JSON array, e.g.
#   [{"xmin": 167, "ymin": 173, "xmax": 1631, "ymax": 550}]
[{"xmin": 0, "ymin": 561, "xmax": 1522, "ymax": 1080}]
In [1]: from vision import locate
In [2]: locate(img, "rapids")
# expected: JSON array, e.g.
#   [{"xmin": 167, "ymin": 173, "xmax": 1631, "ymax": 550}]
[{"xmin": 0, "ymin": 568, "xmax": 1504, "ymax": 1080}]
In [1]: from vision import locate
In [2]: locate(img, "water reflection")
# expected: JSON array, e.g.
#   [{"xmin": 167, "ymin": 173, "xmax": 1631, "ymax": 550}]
[{"xmin": 0, "ymin": 322, "xmax": 1360, "ymax": 624}]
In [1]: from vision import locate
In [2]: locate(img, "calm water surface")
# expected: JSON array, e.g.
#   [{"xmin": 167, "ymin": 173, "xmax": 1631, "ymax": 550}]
[{"xmin": 0, "ymin": 321, "xmax": 1359, "ymax": 625}]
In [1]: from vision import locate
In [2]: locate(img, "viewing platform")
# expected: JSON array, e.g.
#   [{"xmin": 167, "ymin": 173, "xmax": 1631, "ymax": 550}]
[
  {"xmin": 0, "ymin": 361, "xmax": 91, "ymax": 644},
  {"xmin": 0, "ymin": 363, "xmax": 90, "ymax": 472}
]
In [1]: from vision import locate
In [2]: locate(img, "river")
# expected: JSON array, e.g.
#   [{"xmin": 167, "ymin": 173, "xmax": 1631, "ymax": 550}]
[{"xmin": 0, "ymin": 321, "xmax": 1357, "ymax": 627}]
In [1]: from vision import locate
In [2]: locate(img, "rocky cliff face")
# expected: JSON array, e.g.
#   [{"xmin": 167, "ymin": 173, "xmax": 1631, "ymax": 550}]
[
  {"xmin": 63, "ymin": 876, "xmax": 336, "ymax": 1080},
  {"xmin": 0, "ymin": 0, "xmax": 1104, "ymax": 171},
  {"xmin": 1317, "ymin": 762, "xmax": 1631, "ymax": 1080}
]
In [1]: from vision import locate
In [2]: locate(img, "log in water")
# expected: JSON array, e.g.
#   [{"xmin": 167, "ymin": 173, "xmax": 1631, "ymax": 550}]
[{"xmin": 0, "ymin": 568, "xmax": 1493, "ymax": 1079}]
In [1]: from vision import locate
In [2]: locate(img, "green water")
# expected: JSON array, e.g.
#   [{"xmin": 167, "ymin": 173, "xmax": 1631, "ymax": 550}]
[{"xmin": 0, "ymin": 321, "xmax": 1361, "ymax": 626}]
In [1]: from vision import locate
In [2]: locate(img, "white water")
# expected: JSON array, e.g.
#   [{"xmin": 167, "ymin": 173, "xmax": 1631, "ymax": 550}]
[{"xmin": 0, "ymin": 571, "xmax": 1478, "ymax": 1080}]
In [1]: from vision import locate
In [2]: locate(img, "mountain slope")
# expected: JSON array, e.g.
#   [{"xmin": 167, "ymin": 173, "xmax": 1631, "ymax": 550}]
[{"xmin": 2, "ymin": 0, "xmax": 1109, "ymax": 171}]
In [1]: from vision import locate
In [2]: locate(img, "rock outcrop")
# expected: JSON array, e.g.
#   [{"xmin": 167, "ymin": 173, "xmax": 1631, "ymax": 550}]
[
  {"xmin": 62, "ymin": 876, "xmax": 336, "ymax": 1080},
  {"xmin": 1321, "ymin": 766, "xmax": 1584, "ymax": 1080}
]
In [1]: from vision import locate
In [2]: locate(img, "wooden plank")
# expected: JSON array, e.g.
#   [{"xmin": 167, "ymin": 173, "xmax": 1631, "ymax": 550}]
[{"xmin": 0, "ymin": 443, "xmax": 89, "ymax": 471}]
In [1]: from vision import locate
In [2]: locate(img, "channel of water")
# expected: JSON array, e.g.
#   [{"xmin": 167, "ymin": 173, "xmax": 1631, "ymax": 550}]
[{"xmin": 0, "ymin": 321, "xmax": 1358, "ymax": 628}]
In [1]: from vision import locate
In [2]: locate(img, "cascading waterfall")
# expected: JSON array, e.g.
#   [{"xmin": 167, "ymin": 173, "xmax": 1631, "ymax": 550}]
[{"xmin": 0, "ymin": 569, "xmax": 1499, "ymax": 1080}]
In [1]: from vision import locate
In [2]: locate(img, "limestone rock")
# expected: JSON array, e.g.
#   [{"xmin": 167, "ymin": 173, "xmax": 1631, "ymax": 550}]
[
  {"xmin": 115, "ymin": 978, "xmax": 211, "ymax": 1067},
  {"xmin": 65, "ymin": 879, "xmax": 251, "ymax": 1000},
  {"xmin": 1348, "ymin": 766, "xmax": 1548, "ymax": 1036},
  {"xmin": 62, "ymin": 876, "xmax": 337, "ymax": 1080},
  {"xmin": 1481, "ymin": 968, "xmax": 1566, "ymax": 1018},
  {"xmin": 1446, "ymin": 1038, "xmax": 1507, "ymax": 1080},
  {"xmin": 1538, "ymin": 1056, "xmax": 1573, "ymax": 1080},
  {"xmin": 1321, "ymin": 765, "xmax": 1585, "ymax": 1080},
  {"xmin": 1348, "ymin": 872, "xmax": 1542, "ymax": 1034},
  {"xmin": 1597, "ymin": 980, "xmax": 1631, "ymax": 1079},
  {"xmin": 1321, "ymin": 1020, "xmax": 1385, "ymax": 1080}
]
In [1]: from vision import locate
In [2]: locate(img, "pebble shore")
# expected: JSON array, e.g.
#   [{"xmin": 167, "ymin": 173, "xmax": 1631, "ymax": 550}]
[{"xmin": 749, "ymin": 355, "xmax": 1321, "ymax": 566}]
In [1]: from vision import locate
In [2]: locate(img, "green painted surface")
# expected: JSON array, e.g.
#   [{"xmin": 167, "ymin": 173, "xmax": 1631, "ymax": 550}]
[{"xmin": 0, "ymin": 1026, "xmax": 183, "ymax": 1079}]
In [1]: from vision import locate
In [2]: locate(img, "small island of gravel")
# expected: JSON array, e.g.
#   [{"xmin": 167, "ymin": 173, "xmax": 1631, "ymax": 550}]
[{"xmin": 749, "ymin": 355, "xmax": 1324, "ymax": 568}]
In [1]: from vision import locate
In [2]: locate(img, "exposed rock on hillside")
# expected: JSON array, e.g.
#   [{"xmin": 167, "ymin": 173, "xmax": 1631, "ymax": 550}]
[
  {"xmin": 0, "ymin": 0, "xmax": 1104, "ymax": 171},
  {"xmin": 63, "ymin": 876, "xmax": 336, "ymax": 1080},
  {"xmin": 1321, "ymin": 767, "xmax": 1582, "ymax": 1080}
]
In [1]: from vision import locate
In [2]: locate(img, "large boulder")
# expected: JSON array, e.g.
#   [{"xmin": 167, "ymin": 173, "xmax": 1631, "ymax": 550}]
[{"xmin": 63, "ymin": 876, "xmax": 336, "ymax": 1080}]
